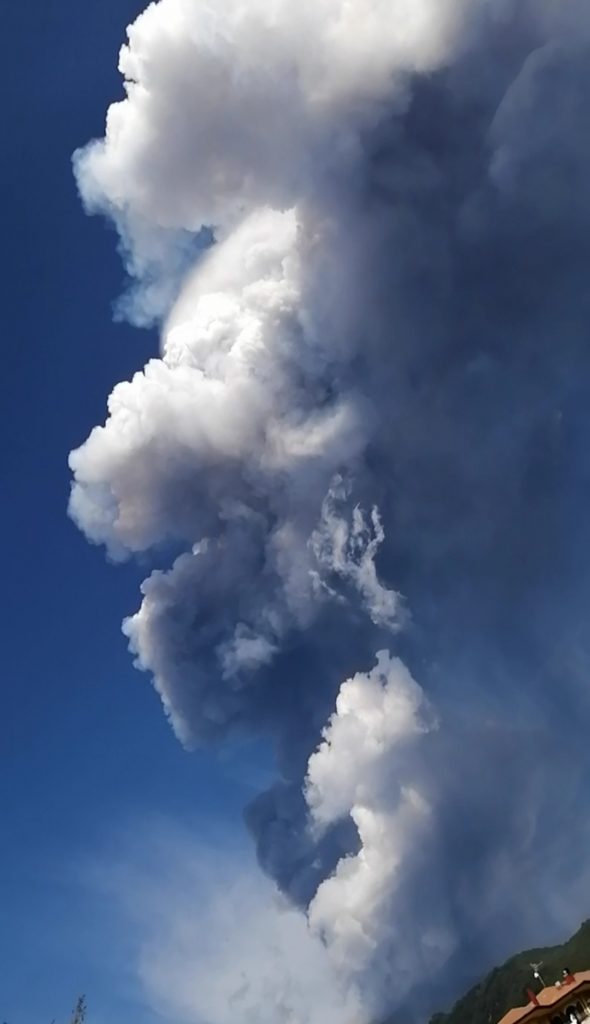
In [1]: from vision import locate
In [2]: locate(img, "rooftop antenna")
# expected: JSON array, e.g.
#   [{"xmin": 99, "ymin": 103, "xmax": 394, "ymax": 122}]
[{"xmin": 530, "ymin": 962, "xmax": 546, "ymax": 988}]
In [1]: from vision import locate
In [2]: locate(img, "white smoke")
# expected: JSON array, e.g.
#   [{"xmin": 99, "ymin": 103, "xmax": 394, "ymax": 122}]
[
  {"xmin": 138, "ymin": 864, "xmax": 365, "ymax": 1024},
  {"xmin": 75, "ymin": 0, "xmax": 474, "ymax": 252},
  {"xmin": 310, "ymin": 482, "xmax": 405, "ymax": 630},
  {"xmin": 69, "ymin": 26, "xmax": 413, "ymax": 749},
  {"xmin": 305, "ymin": 652, "xmax": 445, "ymax": 1008},
  {"xmin": 306, "ymin": 652, "xmax": 434, "ymax": 828},
  {"xmin": 69, "ymin": 0, "xmax": 463, "ymax": 1006},
  {"xmin": 70, "ymin": 0, "xmax": 590, "ymax": 1019},
  {"xmin": 86, "ymin": 828, "xmax": 366, "ymax": 1024},
  {"xmin": 69, "ymin": 0, "xmax": 489, "ymax": 732}
]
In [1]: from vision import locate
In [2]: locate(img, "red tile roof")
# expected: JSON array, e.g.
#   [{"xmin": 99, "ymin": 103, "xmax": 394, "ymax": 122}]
[{"xmin": 497, "ymin": 971, "xmax": 590, "ymax": 1024}]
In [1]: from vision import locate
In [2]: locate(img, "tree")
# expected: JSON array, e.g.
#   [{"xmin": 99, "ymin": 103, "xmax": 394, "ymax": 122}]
[{"xmin": 69, "ymin": 997, "xmax": 86, "ymax": 1024}]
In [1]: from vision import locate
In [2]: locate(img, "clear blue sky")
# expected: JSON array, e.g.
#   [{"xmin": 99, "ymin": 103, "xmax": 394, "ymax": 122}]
[{"xmin": 1, "ymin": 4, "xmax": 264, "ymax": 1020}]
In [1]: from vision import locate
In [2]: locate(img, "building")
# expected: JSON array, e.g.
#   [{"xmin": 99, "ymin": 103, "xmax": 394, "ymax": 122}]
[{"xmin": 498, "ymin": 971, "xmax": 590, "ymax": 1024}]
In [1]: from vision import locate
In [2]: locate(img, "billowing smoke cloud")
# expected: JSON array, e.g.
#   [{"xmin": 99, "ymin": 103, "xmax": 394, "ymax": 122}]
[
  {"xmin": 70, "ymin": 0, "xmax": 590, "ymax": 1019},
  {"xmin": 86, "ymin": 828, "xmax": 365, "ymax": 1024}
]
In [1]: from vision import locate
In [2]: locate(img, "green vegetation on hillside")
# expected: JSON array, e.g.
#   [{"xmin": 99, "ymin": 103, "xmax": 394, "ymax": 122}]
[{"xmin": 430, "ymin": 920, "xmax": 590, "ymax": 1024}]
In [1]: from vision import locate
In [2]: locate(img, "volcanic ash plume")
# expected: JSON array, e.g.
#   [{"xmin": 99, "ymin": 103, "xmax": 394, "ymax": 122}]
[{"xmin": 70, "ymin": 0, "xmax": 590, "ymax": 1019}]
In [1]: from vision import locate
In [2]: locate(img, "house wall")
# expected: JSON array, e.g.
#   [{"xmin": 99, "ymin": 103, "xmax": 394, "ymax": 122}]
[{"xmin": 538, "ymin": 986, "xmax": 590, "ymax": 1024}]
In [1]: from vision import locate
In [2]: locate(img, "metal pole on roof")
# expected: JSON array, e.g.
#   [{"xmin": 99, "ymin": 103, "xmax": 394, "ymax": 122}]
[{"xmin": 530, "ymin": 963, "xmax": 547, "ymax": 988}]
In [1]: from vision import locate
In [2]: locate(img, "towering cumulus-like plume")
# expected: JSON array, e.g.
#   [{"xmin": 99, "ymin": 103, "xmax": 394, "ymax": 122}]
[{"xmin": 71, "ymin": 0, "xmax": 590, "ymax": 1019}]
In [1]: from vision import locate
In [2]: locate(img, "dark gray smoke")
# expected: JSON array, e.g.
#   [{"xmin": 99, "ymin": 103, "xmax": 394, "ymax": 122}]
[{"xmin": 70, "ymin": 1, "xmax": 590, "ymax": 1019}]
